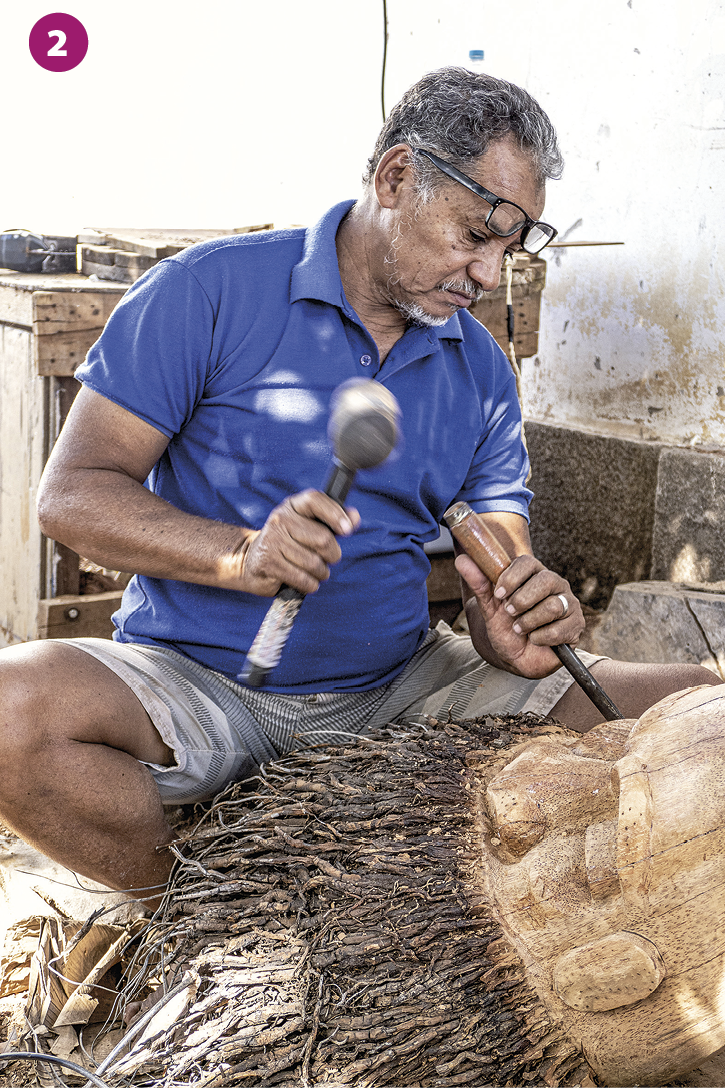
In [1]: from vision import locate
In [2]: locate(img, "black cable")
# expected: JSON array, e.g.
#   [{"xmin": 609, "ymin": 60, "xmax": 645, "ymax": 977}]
[
  {"xmin": 381, "ymin": 0, "xmax": 388, "ymax": 121},
  {"xmin": 0, "ymin": 1052, "xmax": 112, "ymax": 1088}
]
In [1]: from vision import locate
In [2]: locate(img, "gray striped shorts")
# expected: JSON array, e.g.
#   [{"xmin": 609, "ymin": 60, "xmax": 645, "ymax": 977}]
[{"xmin": 60, "ymin": 626, "xmax": 604, "ymax": 804}]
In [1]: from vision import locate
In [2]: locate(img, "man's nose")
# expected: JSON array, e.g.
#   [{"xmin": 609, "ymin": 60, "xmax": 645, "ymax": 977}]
[{"xmin": 468, "ymin": 248, "xmax": 507, "ymax": 293}]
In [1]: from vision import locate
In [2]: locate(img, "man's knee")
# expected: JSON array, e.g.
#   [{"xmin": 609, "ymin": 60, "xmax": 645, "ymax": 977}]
[
  {"xmin": 591, "ymin": 659, "xmax": 722, "ymax": 720},
  {"xmin": 0, "ymin": 646, "xmax": 60, "ymax": 765},
  {"xmin": 554, "ymin": 658, "xmax": 723, "ymax": 733},
  {"xmin": 0, "ymin": 639, "xmax": 120, "ymax": 767},
  {"xmin": 663, "ymin": 662, "xmax": 722, "ymax": 691}
]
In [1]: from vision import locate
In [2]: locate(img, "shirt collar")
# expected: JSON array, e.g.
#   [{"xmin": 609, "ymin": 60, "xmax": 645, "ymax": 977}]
[
  {"xmin": 290, "ymin": 199, "xmax": 464, "ymax": 342},
  {"xmin": 290, "ymin": 200, "xmax": 355, "ymax": 308}
]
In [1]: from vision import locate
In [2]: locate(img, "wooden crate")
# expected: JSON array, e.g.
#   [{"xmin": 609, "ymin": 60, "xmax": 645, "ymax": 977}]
[
  {"xmin": 469, "ymin": 253, "xmax": 546, "ymax": 358},
  {"xmin": 0, "ymin": 271, "xmax": 128, "ymax": 646},
  {"xmin": 79, "ymin": 226, "xmax": 273, "ymax": 284}
]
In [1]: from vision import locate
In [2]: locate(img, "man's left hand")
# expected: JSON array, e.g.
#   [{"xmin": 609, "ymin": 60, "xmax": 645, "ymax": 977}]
[{"xmin": 455, "ymin": 552, "xmax": 585, "ymax": 678}]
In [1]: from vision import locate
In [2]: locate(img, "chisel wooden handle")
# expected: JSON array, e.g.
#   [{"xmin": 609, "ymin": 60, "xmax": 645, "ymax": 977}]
[{"xmin": 443, "ymin": 501, "xmax": 623, "ymax": 722}]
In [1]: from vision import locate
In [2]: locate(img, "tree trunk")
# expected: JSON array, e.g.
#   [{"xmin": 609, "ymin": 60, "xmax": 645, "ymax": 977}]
[
  {"xmin": 21, "ymin": 685, "xmax": 725, "ymax": 1085},
  {"xmin": 112, "ymin": 714, "xmax": 594, "ymax": 1087}
]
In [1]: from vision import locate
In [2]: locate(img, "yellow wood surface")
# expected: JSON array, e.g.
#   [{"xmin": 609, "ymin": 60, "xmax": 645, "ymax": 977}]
[{"xmin": 474, "ymin": 690, "xmax": 725, "ymax": 1085}]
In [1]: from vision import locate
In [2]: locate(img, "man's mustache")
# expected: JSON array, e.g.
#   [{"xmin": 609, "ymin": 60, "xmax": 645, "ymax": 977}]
[{"xmin": 437, "ymin": 279, "xmax": 485, "ymax": 302}]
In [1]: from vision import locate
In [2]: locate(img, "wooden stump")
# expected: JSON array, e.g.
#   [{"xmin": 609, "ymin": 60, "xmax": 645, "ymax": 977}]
[
  {"xmin": 106, "ymin": 686, "xmax": 725, "ymax": 1087},
  {"xmin": 110, "ymin": 714, "xmax": 593, "ymax": 1087}
]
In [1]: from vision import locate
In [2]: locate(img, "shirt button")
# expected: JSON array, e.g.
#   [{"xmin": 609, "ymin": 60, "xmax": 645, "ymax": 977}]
[{"xmin": 360, "ymin": 354, "xmax": 372, "ymax": 366}]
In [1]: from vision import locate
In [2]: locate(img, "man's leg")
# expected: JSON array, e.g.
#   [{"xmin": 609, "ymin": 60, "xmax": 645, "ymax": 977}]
[
  {"xmin": 550, "ymin": 659, "xmax": 722, "ymax": 732},
  {"xmin": 0, "ymin": 640, "xmax": 176, "ymax": 905}
]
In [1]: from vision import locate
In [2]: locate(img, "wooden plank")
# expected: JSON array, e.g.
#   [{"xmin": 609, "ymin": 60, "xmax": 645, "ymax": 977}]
[
  {"xmin": 80, "ymin": 244, "xmax": 116, "ymax": 266},
  {"xmin": 233, "ymin": 223, "xmax": 274, "ymax": 234},
  {"xmin": 88, "ymin": 227, "xmax": 251, "ymax": 259},
  {"xmin": 44, "ymin": 377, "xmax": 83, "ymax": 597},
  {"xmin": 0, "ymin": 282, "xmax": 124, "ymax": 644},
  {"xmin": 79, "ymin": 258, "xmax": 138, "ymax": 285},
  {"xmin": 79, "ymin": 245, "xmax": 159, "ymax": 284},
  {"xmin": 50, "ymin": 543, "xmax": 81, "ymax": 597},
  {"xmin": 469, "ymin": 256, "xmax": 546, "ymax": 360},
  {"xmin": 113, "ymin": 249, "xmax": 157, "ymax": 271},
  {"xmin": 472, "ymin": 290, "xmax": 543, "ymax": 359},
  {"xmin": 0, "ymin": 273, "xmax": 126, "ymax": 330},
  {"xmin": 0, "ymin": 282, "xmax": 35, "ymax": 326},
  {"xmin": 34, "ymin": 328, "xmax": 102, "ymax": 376},
  {"xmin": 37, "ymin": 591, "xmax": 124, "ymax": 640},
  {"xmin": 32, "ymin": 290, "xmax": 123, "ymax": 336},
  {"xmin": 0, "ymin": 325, "xmax": 48, "ymax": 646},
  {"xmin": 79, "ymin": 244, "xmax": 157, "ymax": 272}
]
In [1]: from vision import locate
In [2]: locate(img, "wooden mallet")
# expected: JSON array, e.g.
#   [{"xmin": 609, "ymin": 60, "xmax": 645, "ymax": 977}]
[
  {"xmin": 444, "ymin": 501, "xmax": 623, "ymax": 721},
  {"xmin": 239, "ymin": 379, "xmax": 401, "ymax": 688}
]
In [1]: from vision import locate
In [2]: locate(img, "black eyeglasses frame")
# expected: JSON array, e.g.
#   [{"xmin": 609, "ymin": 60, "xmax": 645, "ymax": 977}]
[{"xmin": 412, "ymin": 147, "xmax": 557, "ymax": 254}]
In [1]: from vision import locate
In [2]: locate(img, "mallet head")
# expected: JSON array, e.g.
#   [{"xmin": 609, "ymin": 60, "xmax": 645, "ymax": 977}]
[{"xmin": 328, "ymin": 379, "xmax": 400, "ymax": 471}]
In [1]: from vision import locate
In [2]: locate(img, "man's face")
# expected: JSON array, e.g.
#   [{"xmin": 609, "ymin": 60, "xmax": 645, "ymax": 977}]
[{"xmin": 379, "ymin": 136, "xmax": 545, "ymax": 327}]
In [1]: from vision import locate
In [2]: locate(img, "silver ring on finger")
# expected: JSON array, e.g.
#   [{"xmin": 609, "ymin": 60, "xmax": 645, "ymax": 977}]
[{"xmin": 556, "ymin": 592, "xmax": 569, "ymax": 617}]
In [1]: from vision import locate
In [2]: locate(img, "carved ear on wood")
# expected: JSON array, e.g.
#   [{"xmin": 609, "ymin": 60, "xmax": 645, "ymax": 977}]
[{"xmin": 553, "ymin": 931, "xmax": 666, "ymax": 1012}]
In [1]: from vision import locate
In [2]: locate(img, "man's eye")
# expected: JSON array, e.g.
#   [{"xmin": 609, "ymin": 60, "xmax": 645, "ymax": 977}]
[{"xmin": 469, "ymin": 231, "xmax": 487, "ymax": 244}]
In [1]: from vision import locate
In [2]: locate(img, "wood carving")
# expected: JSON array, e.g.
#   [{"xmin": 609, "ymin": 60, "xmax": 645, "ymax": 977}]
[{"xmin": 106, "ymin": 684, "xmax": 725, "ymax": 1087}]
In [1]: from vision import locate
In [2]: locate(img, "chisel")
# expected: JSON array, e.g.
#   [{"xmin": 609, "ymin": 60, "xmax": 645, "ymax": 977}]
[{"xmin": 444, "ymin": 501, "xmax": 623, "ymax": 721}]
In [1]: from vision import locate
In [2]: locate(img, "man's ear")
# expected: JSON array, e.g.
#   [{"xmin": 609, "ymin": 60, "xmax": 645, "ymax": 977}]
[{"xmin": 374, "ymin": 144, "xmax": 415, "ymax": 209}]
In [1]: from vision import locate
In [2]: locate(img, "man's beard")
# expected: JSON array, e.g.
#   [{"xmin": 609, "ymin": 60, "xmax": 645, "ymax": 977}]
[
  {"xmin": 397, "ymin": 278, "xmax": 485, "ymax": 326},
  {"xmin": 383, "ymin": 257, "xmax": 485, "ymax": 328},
  {"xmin": 381, "ymin": 222, "xmax": 484, "ymax": 327}
]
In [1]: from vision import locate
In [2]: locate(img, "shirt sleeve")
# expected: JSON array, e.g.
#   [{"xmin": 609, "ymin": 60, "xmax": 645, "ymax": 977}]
[
  {"xmin": 74, "ymin": 259, "xmax": 215, "ymax": 438},
  {"xmin": 453, "ymin": 341, "xmax": 533, "ymax": 521}
]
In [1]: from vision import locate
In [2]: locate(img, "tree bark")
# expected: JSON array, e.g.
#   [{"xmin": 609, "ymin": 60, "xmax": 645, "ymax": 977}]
[{"xmin": 113, "ymin": 714, "xmax": 595, "ymax": 1087}]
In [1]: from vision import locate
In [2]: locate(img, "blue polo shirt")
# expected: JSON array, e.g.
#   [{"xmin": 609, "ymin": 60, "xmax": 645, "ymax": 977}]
[{"xmin": 76, "ymin": 200, "xmax": 531, "ymax": 692}]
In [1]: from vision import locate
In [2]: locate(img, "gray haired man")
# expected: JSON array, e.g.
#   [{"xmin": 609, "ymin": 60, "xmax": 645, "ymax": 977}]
[{"xmin": 0, "ymin": 68, "xmax": 715, "ymax": 906}]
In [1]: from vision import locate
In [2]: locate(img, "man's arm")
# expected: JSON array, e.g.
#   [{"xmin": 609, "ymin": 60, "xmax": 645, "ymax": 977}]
[
  {"xmin": 454, "ymin": 510, "xmax": 585, "ymax": 679},
  {"xmin": 37, "ymin": 387, "xmax": 358, "ymax": 597}
]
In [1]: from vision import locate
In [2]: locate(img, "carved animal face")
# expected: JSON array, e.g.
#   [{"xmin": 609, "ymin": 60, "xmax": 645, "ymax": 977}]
[{"xmin": 482, "ymin": 684, "xmax": 725, "ymax": 1086}]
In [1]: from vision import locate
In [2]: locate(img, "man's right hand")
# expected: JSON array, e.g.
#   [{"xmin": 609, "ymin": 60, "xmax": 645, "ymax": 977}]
[
  {"xmin": 38, "ymin": 388, "xmax": 360, "ymax": 598},
  {"xmin": 227, "ymin": 489, "xmax": 360, "ymax": 597}
]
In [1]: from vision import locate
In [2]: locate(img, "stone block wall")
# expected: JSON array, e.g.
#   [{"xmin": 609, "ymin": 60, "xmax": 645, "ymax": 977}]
[
  {"xmin": 526, "ymin": 422, "xmax": 725, "ymax": 610},
  {"xmin": 590, "ymin": 581, "xmax": 725, "ymax": 677},
  {"xmin": 651, "ymin": 448, "xmax": 725, "ymax": 584},
  {"xmin": 525, "ymin": 423, "xmax": 661, "ymax": 610}
]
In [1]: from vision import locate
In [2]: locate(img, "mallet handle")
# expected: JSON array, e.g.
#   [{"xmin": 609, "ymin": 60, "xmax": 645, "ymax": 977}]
[
  {"xmin": 238, "ymin": 463, "xmax": 355, "ymax": 688},
  {"xmin": 443, "ymin": 501, "xmax": 623, "ymax": 722}
]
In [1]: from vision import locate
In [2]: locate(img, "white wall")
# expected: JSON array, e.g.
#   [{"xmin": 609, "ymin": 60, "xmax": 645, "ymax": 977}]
[
  {"xmin": 3, "ymin": 0, "xmax": 724, "ymax": 448},
  {"xmin": 505, "ymin": 1, "xmax": 725, "ymax": 451},
  {"xmin": 1, "ymin": 0, "xmax": 384, "ymax": 229}
]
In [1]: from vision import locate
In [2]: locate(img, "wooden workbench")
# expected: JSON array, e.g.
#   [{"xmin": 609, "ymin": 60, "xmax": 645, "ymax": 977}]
[{"xmin": 0, "ymin": 271, "xmax": 127, "ymax": 645}]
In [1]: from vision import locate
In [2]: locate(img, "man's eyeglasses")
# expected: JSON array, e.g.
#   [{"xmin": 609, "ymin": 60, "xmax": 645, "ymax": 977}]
[{"xmin": 412, "ymin": 148, "xmax": 557, "ymax": 255}]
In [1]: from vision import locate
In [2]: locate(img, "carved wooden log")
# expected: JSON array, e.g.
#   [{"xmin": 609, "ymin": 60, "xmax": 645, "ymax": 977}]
[{"xmin": 110, "ymin": 685, "xmax": 725, "ymax": 1087}]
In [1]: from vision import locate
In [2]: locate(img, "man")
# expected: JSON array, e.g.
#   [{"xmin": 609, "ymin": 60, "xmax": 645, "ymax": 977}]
[{"xmin": 0, "ymin": 68, "xmax": 716, "ymax": 904}]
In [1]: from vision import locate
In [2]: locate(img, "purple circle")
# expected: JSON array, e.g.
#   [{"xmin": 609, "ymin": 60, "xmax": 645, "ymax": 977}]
[{"xmin": 29, "ymin": 13, "xmax": 88, "ymax": 72}]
